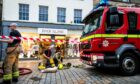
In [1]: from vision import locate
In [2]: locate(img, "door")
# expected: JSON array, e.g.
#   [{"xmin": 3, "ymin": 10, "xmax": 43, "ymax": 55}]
[{"xmin": 102, "ymin": 9, "xmax": 126, "ymax": 52}]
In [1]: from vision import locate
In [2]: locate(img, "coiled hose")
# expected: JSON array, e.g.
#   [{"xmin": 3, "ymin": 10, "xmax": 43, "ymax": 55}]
[{"xmin": 0, "ymin": 67, "xmax": 32, "ymax": 77}]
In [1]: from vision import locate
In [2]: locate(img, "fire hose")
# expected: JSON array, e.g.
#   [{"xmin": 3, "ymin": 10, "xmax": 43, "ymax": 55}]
[{"xmin": 0, "ymin": 67, "xmax": 32, "ymax": 77}]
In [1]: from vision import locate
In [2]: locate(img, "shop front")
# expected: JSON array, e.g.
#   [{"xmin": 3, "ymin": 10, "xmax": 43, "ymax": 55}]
[
  {"xmin": 18, "ymin": 27, "xmax": 68, "ymax": 59},
  {"xmin": 17, "ymin": 26, "xmax": 82, "ymax": 60},
  {"xmin": 1, "ymin": 21, "xmax": 83, "ymax": 60}
]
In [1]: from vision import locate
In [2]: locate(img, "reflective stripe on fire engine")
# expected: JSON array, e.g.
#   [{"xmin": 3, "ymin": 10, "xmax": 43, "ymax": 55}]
[
  {"xmin": 94, "ymin": 34, "xmax": 102, "ymax": 38},
  {"xmin": 80, "ymin": 35, "xmax": 95, "ymax": 42},
  {"xmin": 102, "ymin": 34, "xmax": 127, "ymax": 38},
  {"xmin": 127, "ymin": 35, "xmax": 138, "ymax": 38},
  {"xmin": 80, "ymin": 34, "xmax": 140, "ymax": 42}
]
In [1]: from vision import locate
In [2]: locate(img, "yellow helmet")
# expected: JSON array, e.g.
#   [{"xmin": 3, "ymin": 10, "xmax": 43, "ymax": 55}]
[
  {"xmin": 58, "ymin": 63, "xmax": 63, "ymax": 70},
  {"xmin": 51, "ymin": 64, "xmax": 55, "ymax": 67}
]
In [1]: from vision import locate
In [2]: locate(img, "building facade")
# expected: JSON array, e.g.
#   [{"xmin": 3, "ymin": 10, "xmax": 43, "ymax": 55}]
[{"xmin": 0, "ymin": 0, "xmax": 93, "ymax": 60}]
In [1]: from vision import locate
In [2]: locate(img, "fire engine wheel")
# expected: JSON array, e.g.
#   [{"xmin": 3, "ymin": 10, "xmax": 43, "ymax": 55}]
[{"xmin": 120, "ymin": 52, "xmax": 139, "ymax": 76}]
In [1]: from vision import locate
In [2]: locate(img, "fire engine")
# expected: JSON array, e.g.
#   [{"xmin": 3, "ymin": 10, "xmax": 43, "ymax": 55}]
[{"xmin": 80, "ymin": 6, "xmax": 140, "ymax": 75}]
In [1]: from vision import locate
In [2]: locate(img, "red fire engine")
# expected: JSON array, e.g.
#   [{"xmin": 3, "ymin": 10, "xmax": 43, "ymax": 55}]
[{"xmin": 80, "ymin": 6, "xmax": 140, "ymax": 75}]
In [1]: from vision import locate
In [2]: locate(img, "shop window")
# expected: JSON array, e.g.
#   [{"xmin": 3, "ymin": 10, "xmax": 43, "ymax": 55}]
[
  {"xmin": 40, "ymin": 35, "xmax": 51, "ymax": 39},
  {"xmin": 19, "ymin": 4, "xmax": 29, "ymax": 20},
  {"xmin": 74, "ymin": 9, "xmax": 82, "ymax": 23},
  {"xmin": 55, "ymin": 36, "xmax": 65, "ymax": 40},
  {"xmin": 57, "ymin": 7, "xmax": 66, "ymax": 22},
  {"xmin": 66, "ymin": 36, "xmax": 80, "ymax": 57},
  {"xmin": 39, "ymin": 6, "xmax": 48, "ymax": 21},
  {"xmin": 19, "ymin": 33, "xmax": 40, "ymax": 59}
]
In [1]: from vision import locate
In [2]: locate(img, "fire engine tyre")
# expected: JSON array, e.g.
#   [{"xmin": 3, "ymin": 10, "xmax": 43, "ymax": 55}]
[{"xmin": 119, "ymin": 52, "xmax": 139, "ymax": 76}]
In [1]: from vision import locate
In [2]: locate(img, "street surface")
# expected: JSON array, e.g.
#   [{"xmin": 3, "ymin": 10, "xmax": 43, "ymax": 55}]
[{"xmin": 0, "ymin": 59, "xmax": 140, "ymax": 84}]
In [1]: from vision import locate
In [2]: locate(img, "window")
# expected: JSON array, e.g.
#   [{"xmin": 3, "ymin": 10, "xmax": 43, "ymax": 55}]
[
  {"xmin": 82, "ymin": 10, "xmax": 103, "ymax": 35},
  {"xmin": 57, "ymin": 7, "xmax": 66, "ymax": 22},
  {"xmin": 106, "ymin": 11, "xmax": 124, "ymax": 33},
  {"xmin": 127, "ymin": 12, "xmax": 137, "ymax": 30},
  {"xmin": 19, "ymin": 4, "xmax": 29, "ymax": 20},
  {"xmin": 74, "ymin": 9, "xmax": 82, "ymax": 23},
  {"xmin": 39, "ymin": 6, "xmax": 48, "ymax": 21}
]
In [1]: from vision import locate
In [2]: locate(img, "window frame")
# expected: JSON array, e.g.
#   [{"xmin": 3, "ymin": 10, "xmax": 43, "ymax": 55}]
[
  {"xmin": 57, "ymin": 7, "xmax": 66, "ymax": 23},
  {"xmin": 19, "ymin": 4, "xmax": 29, "ymax": 20},
  {"xmin": 74, "ymin": 9, "xmax": 82, "ymax": 24},
  {"xmin": 39, "ymin": 6, "xmax": 48, "ymax": 21},
  {"xmin": 105, "ymin": 11, "xmax": 124, "ymax": 34}
]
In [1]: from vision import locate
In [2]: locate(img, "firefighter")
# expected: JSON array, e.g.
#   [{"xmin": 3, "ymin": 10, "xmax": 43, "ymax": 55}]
[
  {"xmin": 0, "ymin": 23, "xmax": 22, "ymax": 84},
  {"xmin": 53, "ymin": 46, "xmax": 61, "ymax": 66},
  {"xmin": 43, "ymin": 45, "xmax": 55, "ymax": 68}
]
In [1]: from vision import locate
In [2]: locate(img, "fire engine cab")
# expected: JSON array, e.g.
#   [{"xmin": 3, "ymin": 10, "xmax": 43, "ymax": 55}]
[{"xmin": 80, "ymin": 6, "xmax": 140, "ymax": 75}]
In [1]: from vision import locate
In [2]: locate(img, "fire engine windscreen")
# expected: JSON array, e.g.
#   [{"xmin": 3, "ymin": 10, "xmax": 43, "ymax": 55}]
[{"xmin": 82, "ymin": 10, "xmax": 103, "ymax": 36}]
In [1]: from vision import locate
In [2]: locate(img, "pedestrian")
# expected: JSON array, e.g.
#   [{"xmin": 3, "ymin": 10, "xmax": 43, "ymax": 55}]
[{"xmin": 0, "ymin": 23, "xmax": 22, "ymax": 84}]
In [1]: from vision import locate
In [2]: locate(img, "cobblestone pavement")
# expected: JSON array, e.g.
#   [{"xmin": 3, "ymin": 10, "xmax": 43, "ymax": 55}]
[{"xmin": 0, "ymin": 59, "xmax": 140, "ymax": 84}]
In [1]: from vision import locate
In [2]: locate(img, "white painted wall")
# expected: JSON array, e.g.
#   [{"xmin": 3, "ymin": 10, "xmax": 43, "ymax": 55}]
[
  {"xmin": 2, "ymin": 0, "xmax": 93, "ymax": 24},
  {"xmin": 17, "ymin": 27, "xmax": 38, "ymax": 33}
]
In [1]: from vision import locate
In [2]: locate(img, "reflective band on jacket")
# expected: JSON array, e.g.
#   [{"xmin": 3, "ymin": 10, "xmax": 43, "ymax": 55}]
[
  {"xmin": 13, "ymin": 71, "xmax": 19, "ymax": 77},
  {"xmin": 3, "ymin": 74, "xmax": 12, "ymax": 80},
  {"xmin": 80, "ymin": 34, "xmax": 140, "ymax": 42}
]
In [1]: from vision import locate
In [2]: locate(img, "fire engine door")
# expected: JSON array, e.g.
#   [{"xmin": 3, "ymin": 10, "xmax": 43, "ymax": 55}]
[{"xmin": 102, "ymin": 10, "xmax": 126, "ymax": 52}]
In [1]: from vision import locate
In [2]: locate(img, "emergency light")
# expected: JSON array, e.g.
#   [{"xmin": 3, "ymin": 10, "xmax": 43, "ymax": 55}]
[{"xmin": 100, "ymin": 0, "xmax": 109, "ymax": 4}]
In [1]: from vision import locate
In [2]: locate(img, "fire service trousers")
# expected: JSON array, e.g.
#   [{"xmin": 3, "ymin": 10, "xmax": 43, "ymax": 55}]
[{"xmin": 3, "ymin": 46, "xmax": 20, "ymax": 81}]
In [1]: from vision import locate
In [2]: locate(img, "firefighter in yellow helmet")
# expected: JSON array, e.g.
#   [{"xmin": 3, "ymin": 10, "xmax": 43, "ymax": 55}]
[
  {"xmin": 0, "ymin": 23, "xmax": 22, "ymax": 84},
  {"xmin": 43, "ymin": 45, "xmax": 55, "ymax": 68}
]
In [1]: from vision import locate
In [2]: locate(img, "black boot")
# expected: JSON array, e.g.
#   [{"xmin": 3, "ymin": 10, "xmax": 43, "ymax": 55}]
[
  {"xmin": 12, "ymin": 78, "xmax": 18, "ymax": 82},
  {"xmin": 3, "ymin": 80, "xmax": 12, "ymax": 84}
]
